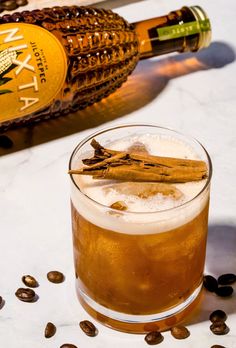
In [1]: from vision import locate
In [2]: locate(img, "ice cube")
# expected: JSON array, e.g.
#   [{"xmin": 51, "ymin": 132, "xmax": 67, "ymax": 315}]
[
  {"xmin": 104, "ymin": 182, "xmax": 183, "ymax": 200},
  {"xmin": 127, "ymin": 141, "xmax": 149, "ymax": 154}
]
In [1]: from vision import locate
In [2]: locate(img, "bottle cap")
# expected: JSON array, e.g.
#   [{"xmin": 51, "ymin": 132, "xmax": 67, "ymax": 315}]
[{"xmin": 189, "ymin": 6, "xmax": 212, "ymax": 50}]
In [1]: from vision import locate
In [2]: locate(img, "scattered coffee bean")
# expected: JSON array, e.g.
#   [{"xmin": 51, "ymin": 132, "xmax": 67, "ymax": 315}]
[
  {"xmin": 144, "ymin": 331, "xmax": 164, "ymax": 345},
  {"xmin": 218, "ymin": 273, "xmax": 236, "ymax": 285},
  {"xmin": 45, "ymin": 322, "xmax": 56, "ymax": 338},
  {"xmin": 60, "ymin": 344, "xmax": 78, "ymax": 348},
  {"xmin": 47, "ymin": 271, "xmax": 64, "ymax": 284},
  {"xmin": 79, "ymin": 320, "xmax": 97, "ymax": 337},
  {"xmin": 209, "ymin": 310, "xmax": 227, "ymax": 323},
  {"xmin": 210, "ymin": 322, "xmax": 229, "ymax": 335},
  {"xmin": 215, "ymin": 286, "xmax": 233, "ymax": 297},
  {"xmin": 22, "ymin": 275, "xmax": 38, "ymax": 288},
  {"xmin": 203, "ymin": 275, "xmax": 218, "ymax": 292},
  {"xmin": 110, "ymin": 201, "xmax": 128, "ymax": 211},
  {"xmin": 0, "ymin": 135, "xmax": 13, "ymax": 149},
  {"xmin": 170, "ymin": 325, "xmax": 190, "ymax": 339},
  {"xmin": 211, "ymin": 345, "xmax": 226, "ymax": 348},
  {"xmin": 15, "ymin": 288, "xmax": 36, "ymax": 302},
  {"xmin": 0, "ymin": 296, "xmax": 5, "ymax": 309}
]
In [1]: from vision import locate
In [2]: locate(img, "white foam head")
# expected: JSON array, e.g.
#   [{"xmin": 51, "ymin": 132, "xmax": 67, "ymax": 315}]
[{"xmin": 70, "ymin": 132, "xmax": 211, "ymax": 234}]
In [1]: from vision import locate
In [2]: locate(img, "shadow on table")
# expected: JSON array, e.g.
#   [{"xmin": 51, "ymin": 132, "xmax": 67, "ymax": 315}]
[
  {"xmin": 186, "ymin": 223, "xmax": 236, "ymax": 325},
  {"xmin": 0, "ymin": 41, "xmax": 235, "ymax": 156}
]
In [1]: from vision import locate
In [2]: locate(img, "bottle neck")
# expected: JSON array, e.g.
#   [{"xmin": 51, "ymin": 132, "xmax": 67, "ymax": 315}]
[{"xmin": 133, "ymin": 6, "xmax": 211, "ymax": 60}]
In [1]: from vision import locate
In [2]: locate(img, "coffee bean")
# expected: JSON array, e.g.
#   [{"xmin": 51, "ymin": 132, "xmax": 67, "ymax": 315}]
[
  {"xmin": 210, "ymin": 322, "xmax": 229, "ymax": 335},
  {"xmin": 203, "ymin": 275, "xmax": 218, "ymax": 292},
  {"xmin": 15, "ymin": 288, "xmax": 36, "ymax": 302},
  {"xmin": 79, "ymin": 320, "xmax": 97, "ymax": 337},
  {"xmin": 209, "ymin": 310, "xmax": 227, "ymax": 323},
  {"xmin": 45, "ymin": 322, "xmax": 56, "ymax": 338},
  {"xmin": 215, "ymin": 286, "xmax": 233, "ymax": 297},
  {"xmin": 22, "ymin": 275, "xmax": 38, "ymax": 288},
  {"xmin": 211, "ymin": 345, "xmax": 226, "ymax": 348},
  {"xmin": 47, "ymin": 271, "xmax": 64, "ymax": 284},
  {"xmin": 0, "ymin": 135, "xmax": 13, "ymax": 149},
  {"xmin": 60, "ymin": 344, "xmax": 78, "ymax": 348},
  {"xmin": 0, "ymin": 296, "xmax": 4, "ymax": 309},
  {"xmin": 170, "ymin": 325, "xmax": 190, "ymax": 339},
  {"xmin": 218, "ymin": 273, "xmax": 236, "ymax": 285},
  {"xmin": 144, "ymin": 331, "xmax": 164, "ymax": 345}
]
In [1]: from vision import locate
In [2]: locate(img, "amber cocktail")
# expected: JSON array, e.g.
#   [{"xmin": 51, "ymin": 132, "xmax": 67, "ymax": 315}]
[{"xmin": 69, "ymin": 125, "xmax": 212, "ymax": 332}]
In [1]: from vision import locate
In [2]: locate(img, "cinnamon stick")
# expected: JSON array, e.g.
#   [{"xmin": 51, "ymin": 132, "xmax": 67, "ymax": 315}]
[{"xmin": 69, "ymin": 139, "xmax": 207, "ymax": 183}]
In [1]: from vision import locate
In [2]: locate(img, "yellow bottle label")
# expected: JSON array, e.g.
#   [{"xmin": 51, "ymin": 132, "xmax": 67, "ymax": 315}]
[{"xmin": 0, "ymin": 23, "xmax": 67, "ymax": 123}]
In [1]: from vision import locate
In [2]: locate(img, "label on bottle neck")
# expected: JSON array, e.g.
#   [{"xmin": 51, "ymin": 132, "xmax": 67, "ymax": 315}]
[
  {"xmin": 157, "ymin": 19, "xmax": 211, "ymax": 41},
  {"xmin": 0, "ymin": 23, "xmax": 67, "ymax": 123}
]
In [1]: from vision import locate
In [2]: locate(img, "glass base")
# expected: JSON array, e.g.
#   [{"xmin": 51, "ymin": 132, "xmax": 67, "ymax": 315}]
[{"xmin": 76, "ymin": 284, "xmax": 202, "ymax": 333}]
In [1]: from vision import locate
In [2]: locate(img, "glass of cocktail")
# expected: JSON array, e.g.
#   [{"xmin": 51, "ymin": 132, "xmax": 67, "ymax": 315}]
[{"xmin": 69, "ymin": 124, "xmax": 212, "ymax": 333}]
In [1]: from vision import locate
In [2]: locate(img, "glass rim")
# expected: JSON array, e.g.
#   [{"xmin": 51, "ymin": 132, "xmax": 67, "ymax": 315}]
[{"xmin": 69, "ymin": 123, "xmax": 212, "ymax": 215}]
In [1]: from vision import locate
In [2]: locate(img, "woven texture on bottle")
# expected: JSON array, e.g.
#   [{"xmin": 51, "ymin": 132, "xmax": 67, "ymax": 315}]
[{"xmin": 0, "ymin": 6, "xmax": 140, "ymax": 129}]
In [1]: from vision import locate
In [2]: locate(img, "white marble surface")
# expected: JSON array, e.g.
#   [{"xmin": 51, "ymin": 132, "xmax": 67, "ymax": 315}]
[{"xmin": 0, "ymin": 0, "xmax": 236, "ymax": 347}]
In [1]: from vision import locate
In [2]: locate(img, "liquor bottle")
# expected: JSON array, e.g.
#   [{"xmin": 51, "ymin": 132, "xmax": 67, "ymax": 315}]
[{"xmin": 0, "ymin": 5, "xmax": 211, "ymax": 131}]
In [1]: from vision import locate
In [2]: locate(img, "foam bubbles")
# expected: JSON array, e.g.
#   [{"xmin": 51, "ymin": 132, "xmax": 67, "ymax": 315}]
[{"xmin": 71, "ymin": 134, "xmax": 209, "ymax": 234}]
